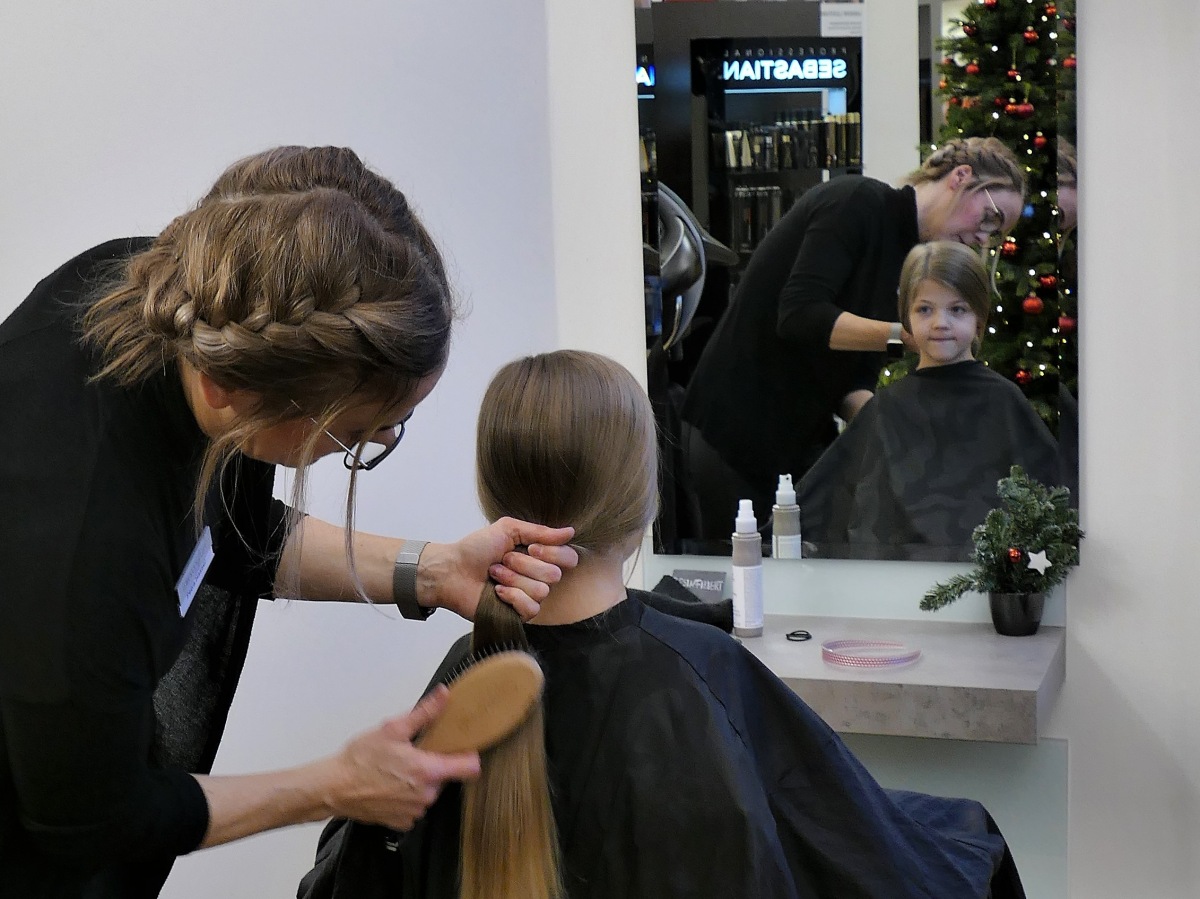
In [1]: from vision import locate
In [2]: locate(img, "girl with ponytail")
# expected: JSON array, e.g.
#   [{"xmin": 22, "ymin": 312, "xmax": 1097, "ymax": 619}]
[{"xmin": 301, "ymin": 350, "xmax": 1026, "ymax": 899}]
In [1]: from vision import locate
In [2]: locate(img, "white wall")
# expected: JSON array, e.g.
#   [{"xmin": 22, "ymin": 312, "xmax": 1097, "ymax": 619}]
[{"xmin": 5, "ymin": 0, "xmax": 1200, "ymax": 897}]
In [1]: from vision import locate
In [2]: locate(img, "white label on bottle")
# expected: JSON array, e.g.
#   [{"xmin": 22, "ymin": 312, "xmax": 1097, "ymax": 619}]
[
  {"xmin": 772, "ymin": 534, "xmax": 804, "ymax": 560},
  {"xmin": 732, "ymin": 564, "xmax": 764, "ymax": 630}
]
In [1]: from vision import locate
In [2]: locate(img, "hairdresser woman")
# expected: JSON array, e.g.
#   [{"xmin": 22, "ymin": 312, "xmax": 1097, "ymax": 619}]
[
  {"xmin": 0, "ymin": 146, "xmax": 577, "ymax": 898},
  {"xmin": 681, "ymin": 137, "xmax": 1025, "ymax": 538}
]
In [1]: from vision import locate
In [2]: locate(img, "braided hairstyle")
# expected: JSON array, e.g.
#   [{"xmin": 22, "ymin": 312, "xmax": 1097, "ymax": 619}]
[
  {"xmin": 906, "ymin": 136, "xmax": 1026, "ymax": 197},
  {"xmin": 82, "ymin": 146, "xmax": 455, "ymax": 569}
]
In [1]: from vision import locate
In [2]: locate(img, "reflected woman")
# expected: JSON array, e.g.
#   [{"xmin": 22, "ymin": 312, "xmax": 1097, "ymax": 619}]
[
  {"xmin": 298, "ymin": 349, "xmax": 1026, "ymax": 899},
  {"xmin": 680, "ymin": 137, "xmax": 1026, "ymax": 539}
]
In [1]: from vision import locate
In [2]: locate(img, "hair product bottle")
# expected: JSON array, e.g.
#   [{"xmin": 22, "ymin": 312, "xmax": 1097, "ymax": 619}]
[
  {"xmin": 771, "ymin": 474, "xmax": 802, "ymax": 560},
  {"xmin": 732, "ymin": 499, "xmax": 764, "ymax": 638}
]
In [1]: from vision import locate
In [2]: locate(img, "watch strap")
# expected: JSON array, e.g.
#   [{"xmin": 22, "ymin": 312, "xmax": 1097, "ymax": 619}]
[{"xmin": 393, "ymin": 539, "xmax": 433, "ymax": 620}]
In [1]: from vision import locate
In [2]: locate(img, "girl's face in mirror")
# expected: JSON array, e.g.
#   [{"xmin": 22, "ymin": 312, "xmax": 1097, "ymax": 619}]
[{"xmin": 908, "ymin": 280, "xmax": 981, "ymax": 369}]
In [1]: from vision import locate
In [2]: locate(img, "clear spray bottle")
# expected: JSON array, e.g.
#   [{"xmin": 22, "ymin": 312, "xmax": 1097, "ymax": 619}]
[
  {"xmin": 771, "ymin": 474, "xmax": 802, "ymax": 560},
  {"xmin": 731, "ymin": 499, "xmax": 764, "ymax": 637}
]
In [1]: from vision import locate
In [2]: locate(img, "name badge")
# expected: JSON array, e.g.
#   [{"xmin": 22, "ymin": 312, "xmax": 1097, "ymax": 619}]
[{"xmin": 176, "ymin": 526, "xmax": 214, "ymax": 617}]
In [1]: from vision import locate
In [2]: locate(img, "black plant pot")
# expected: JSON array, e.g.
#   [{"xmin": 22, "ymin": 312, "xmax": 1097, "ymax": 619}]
[{"xmin": 988, "ymin": 592, "xmax": 1045, "ymax": 636}]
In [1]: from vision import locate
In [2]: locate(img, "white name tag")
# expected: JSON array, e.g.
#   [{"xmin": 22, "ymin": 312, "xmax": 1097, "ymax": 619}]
[{"xmin": 176, "ymin": 526, "xmax": 214, "ymax": 617}]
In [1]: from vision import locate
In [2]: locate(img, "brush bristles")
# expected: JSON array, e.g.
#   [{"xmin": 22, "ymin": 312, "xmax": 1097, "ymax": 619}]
[{"xmin": 443, "ymin": 642, "xmax": 526, "ymax": 686}]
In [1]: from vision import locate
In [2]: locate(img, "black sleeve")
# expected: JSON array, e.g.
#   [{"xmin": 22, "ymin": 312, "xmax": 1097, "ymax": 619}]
[
  {"xmin": 1, "ymin": 693, "xmax": 208, "ymax": 871},
  {"xmin": 775, "ymin": 185, "xmax": 872, "ymax": 350}
]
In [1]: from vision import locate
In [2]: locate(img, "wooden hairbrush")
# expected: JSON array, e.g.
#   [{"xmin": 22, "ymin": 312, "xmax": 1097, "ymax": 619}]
[{"xmin": 416, "ymin": 650, "xmax": 544, "ymax": 754}]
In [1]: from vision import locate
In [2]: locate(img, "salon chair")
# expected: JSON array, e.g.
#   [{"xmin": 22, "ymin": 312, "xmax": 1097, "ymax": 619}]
[{"xmin": 646, "ymin": 184, "xmax": 736, "ymax": 553}]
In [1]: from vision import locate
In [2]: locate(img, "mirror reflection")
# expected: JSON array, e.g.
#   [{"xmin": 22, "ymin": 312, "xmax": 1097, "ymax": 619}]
[{"xmin": 640, "ymin": 0, "xmax": 1079, "ymax": 563}]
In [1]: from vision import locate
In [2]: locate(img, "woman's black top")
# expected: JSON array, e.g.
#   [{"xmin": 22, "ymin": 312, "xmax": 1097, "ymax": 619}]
[
  {"xmin": 681, "ymin": 176, "xmax": 920, "ymax": 490},
  {"xmin": 298, "ymin": 592, "xmax": 1025, "ymax": 899},
  {"xmin": 0, "ymin": 239, "xmax": 288, "ymax": 898}
]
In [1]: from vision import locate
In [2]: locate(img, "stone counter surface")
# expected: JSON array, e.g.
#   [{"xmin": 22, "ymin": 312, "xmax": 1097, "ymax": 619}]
[{"xmin": 739, "ymin": 614, "xmax": 1065, "ymax": 744}]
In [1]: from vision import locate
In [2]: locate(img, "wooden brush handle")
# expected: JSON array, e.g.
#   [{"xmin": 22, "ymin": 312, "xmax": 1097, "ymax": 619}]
[{"xmin": 416, "ymin": 651, "xmax": 544, "ymax": 754}]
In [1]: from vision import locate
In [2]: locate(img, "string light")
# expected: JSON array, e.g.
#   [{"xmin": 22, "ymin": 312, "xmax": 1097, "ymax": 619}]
[{"xmin": 1026, "ymin": 341, "xmax": 1035, "ymax": 348}]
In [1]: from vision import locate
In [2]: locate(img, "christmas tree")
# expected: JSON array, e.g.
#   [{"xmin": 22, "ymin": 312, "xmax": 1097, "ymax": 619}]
[
  {"xmin": 920, "ymin": 465, "xmax": 1082, "ymax": 611},
  {"xmin": 883, "ymin": 0, "xmax": 1072, "ymax": 429}
]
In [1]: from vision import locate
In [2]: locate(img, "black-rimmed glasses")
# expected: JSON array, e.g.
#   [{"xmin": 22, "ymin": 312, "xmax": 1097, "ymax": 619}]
[
  {"xmin": 311, "ymin": 411, "xmax": 412, "ymax": 471},
  {"xmin": 981, "ymin": 187, "xmax": 1006, "ymax": 247}
]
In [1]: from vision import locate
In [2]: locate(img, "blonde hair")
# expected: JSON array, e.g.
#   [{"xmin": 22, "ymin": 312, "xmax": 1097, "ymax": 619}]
[
  {"xmin": 898, "ymin": 242, "xmax": 990, "ymax": 354},
  {"xmin": 458, "ymin": 350, "xmax": 659, "ymax": 899},
  {"xmin": 907, "ymin": 136, "xmax": 1027, "ymax": 198},
  {"xmin": 81, "ymin": 146, "xmax": 455, "ymax": 589}
]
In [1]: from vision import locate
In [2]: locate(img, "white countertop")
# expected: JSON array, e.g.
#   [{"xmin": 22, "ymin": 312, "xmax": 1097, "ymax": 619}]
[{"xmin": 738, "ymin": 614, "xmax": 1065, "ymax": 744}]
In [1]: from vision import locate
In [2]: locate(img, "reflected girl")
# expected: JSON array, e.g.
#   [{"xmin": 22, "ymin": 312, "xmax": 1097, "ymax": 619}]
[{"xmin": 797, "ymin": 242, "xmax": 1065, "ymax": 557}]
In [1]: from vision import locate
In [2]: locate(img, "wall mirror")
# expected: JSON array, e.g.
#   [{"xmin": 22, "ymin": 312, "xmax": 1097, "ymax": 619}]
[{"xmin": 638, "ymin": 0, "xmax": 1078, "ymax": 564}]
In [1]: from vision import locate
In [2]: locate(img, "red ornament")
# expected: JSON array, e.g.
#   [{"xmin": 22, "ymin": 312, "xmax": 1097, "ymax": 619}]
[
  {"xmin": 963, "ymin": 23, "xmax": 979, "ymax": 37},
  {"xmin": 1045, "ymin": 3, "xmax": 1057, "ymax": 14},
  {"xmin": 949, "ymin": 96, "xmax": 962, "ymax": 106},
  {"xmin": 984, "ymin": 0, "xmax": 998, "ymax": 7},
  {"xmin": 1004, "ymin": 103, "xmax": 1020, "ymax": 116},
  {"xmin": 994, "ymin": 96, "xmax": 1008, "ymax": 108},
  {"xmin": 1038, "ymin": 274, "xmax": 1059, "ymax": 289},
  {"xmin": 1063, "ymin": 55, "xmax": 1077, "ymax": 69},
  {"xmin": 1007, "ymin": 547, "xmax": 1023, "ymax": 563},
  {"xmin": 1058, "ymin": 315, "xmax": 1077, "ymax": 333},
  {"xmin": 1015, "ymin": 369, "xmax": 1033, "ymax": 386},
  {"xmin": 1007, "ymin": 68, "xmax": 1021, "ymax": 80},
  {"xmin": 939, "ymin": 79, "xmax": 948, "ymax": 90},
  {"xmin": 1034, "ymin": 134, "xmax": 1049, "ymax": 149},
  {"xmin": 1023, "ymin": 28, "xmax": 1039, "ymax": 44},
  {"xmin": 1062, "ymin": 17, "xmax": 1074, "ymax": 32},
  {"xmin": 1022, "ymin": 296, "xmax": 1045, "ymax": 315},
  {"xmin": 966, "ymin": 63, "xmax": 981, "ymax": 76},
  {"xmin": 943, "ymin": 56, "xmax": 954, "ymax": 66},
  {"xmin": 1000, "ymin": 239, "xmax": 1019, "ymax": 258}
]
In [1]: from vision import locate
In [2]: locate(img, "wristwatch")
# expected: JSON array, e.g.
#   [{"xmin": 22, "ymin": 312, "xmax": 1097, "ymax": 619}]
[
  {"xmin": 886, "ymin": 321, "xmax": 905, "ymax": 360},
  {"xmin": 393, "ymin": 539, "xmax": 434, "ymax": 620}
]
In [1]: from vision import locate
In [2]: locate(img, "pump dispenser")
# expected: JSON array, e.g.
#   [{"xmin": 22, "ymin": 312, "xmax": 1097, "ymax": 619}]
[
  {"xmin": 731, "ymin": 499, "xmax": 764, "ymax": 637},
  {"xmin": 771, "ymin": 474, "xmax": 802, "ymax": 560}
]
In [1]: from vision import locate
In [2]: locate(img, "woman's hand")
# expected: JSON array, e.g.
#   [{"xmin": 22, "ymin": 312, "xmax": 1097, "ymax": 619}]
[
  {"xmin": 420, "ymin": 519, "xmax": 578, "ymax": 620},
  {"xmin": 195, "ymin": 687, "xmax": 480, "ymax": 847},
  {"xmin": 323, "ymin": 687, "xmax": 481, "ymax": 831}
]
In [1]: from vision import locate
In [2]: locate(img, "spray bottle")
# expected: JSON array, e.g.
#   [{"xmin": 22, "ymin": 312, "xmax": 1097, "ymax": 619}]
[
  {"xmin": 731, "ymin": 499, "xmax": 764, "ymax": 637},
  {"xmin": 771, "ymin": 474, "xmax": 802, "ymax": 560}
]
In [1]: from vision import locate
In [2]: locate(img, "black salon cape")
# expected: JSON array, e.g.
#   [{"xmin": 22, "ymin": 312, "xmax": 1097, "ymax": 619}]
[
  {"xmin": 797, "ymin": 361, "xmax": 1065, "ymax": 560},
  {"xmin": 298, "ymin": 591, "xmax": 1024, "ymax": 899}
]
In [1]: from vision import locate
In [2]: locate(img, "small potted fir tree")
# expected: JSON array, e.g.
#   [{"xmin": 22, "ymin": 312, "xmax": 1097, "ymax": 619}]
[{"xmin": 920, "ymin": 466, "xmax": 1083, "ymax": 636}]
